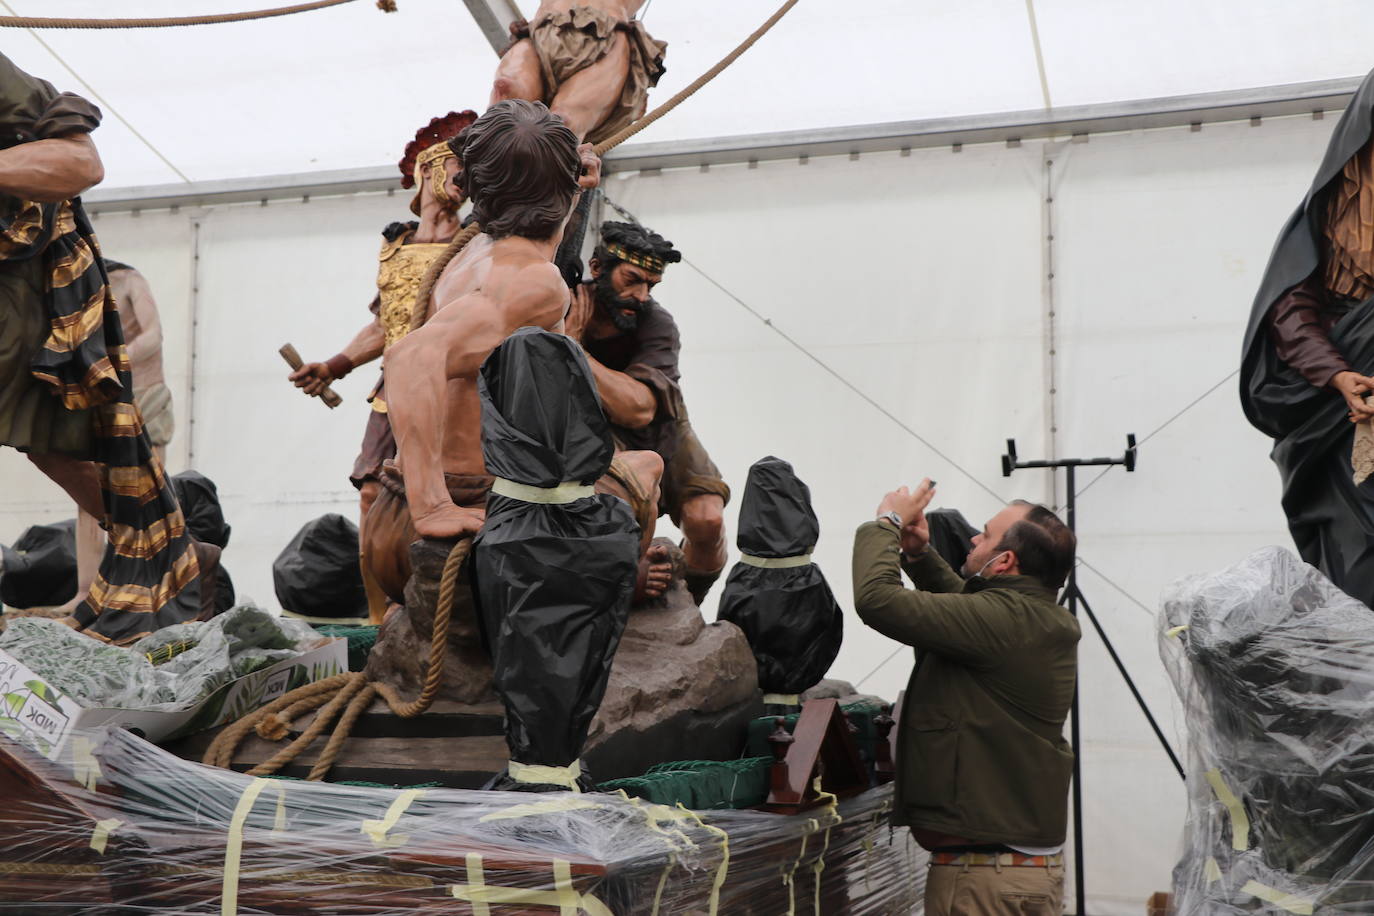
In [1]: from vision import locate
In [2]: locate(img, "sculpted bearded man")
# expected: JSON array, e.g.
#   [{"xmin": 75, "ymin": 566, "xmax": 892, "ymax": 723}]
[
  {"xmin": 290, "ymin": 111, "xmax": 475, "ymax": 621},
  {"xmin": 490, "ymin": 0, "xmax": 666, "ymax": 144},
  {"xmin": 361, "ymin": 100, "xmax": 669, "ymax": 612},
  {"xmin": 564, "ymin": 221, "xmax": 731, "ymax": 603}
]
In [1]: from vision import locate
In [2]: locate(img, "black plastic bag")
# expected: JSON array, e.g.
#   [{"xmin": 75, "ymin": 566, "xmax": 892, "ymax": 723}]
[
  {"xmin": 272, "ymin": 513, "xmax": 368, "ymax": 623},
  {"xmin": 927, "ymin": 508, "xmax": 978, "ymax": 574},
  {"xmin": 0, "ymin": 519, "xmax": 77, "ymax": 609},
  {"xmin": 170, "ymin": 470, "xmax": 232, "ymax": 549},
  {"xmin": 170, "ymin": 470, "xmax": 236, "ymax": 612},
  {"xmin": 472, "ymin": 328, "xmax": 639, "ymax": 791},
  {"xmin": 716, "ymin": 456, "xmax": 843, "ymax": 697}
]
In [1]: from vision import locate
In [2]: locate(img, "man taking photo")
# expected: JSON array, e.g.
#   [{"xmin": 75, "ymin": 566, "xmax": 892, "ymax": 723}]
[{"xmin": 853, "ymin": 479, "xmax": 1079, "ymax": 916}]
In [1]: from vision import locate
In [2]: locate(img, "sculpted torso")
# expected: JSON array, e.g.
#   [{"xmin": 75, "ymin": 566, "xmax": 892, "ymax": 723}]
[{"xmin": 385, "ymin": 232, "xmax": 570, "ymax": 536}]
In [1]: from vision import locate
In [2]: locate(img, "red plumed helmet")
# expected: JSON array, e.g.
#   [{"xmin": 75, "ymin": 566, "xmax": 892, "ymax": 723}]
[{"xmin": 398, "ymin": 110, "xmax": 479, "ymax": 188}]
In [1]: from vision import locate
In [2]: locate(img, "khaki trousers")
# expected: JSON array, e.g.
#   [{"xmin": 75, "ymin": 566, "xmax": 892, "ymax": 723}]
[{"xmin": 925, "ymin": 861, "xmax": 1065, "ymax": 915}]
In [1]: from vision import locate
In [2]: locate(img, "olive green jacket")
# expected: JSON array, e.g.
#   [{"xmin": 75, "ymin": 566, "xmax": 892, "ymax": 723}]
[{"xmin": 852, "ymin": 521, "xmax": 1080, "ymax": 847}]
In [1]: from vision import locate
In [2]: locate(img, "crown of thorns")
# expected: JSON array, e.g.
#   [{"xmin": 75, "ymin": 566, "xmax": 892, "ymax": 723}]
[
  {"xmin": 398, "ymin": 110, "xmax": 478, "ymax": 188},
  {"xmin": 598, "ymin": 221, "xmax": 681, "ymax": 273}
]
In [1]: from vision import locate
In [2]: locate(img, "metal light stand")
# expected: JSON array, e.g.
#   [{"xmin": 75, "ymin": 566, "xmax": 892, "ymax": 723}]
[{"xmin": 1001, "ymin": 435, "xmax": 1184, "ymax": 916}]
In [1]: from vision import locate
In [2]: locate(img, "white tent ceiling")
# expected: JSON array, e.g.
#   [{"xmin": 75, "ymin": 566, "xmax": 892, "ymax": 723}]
[{"xmin": 7, "ymin": 0, "xmax": 1374, "ymax": 190}]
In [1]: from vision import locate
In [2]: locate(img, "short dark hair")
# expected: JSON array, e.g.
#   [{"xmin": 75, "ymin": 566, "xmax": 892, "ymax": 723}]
[
  {"xmin": 996, "ymin": 501, "xmax": 1076, "ymax": 592},
  {"xmin": 458, "ymin": 100, "xmax": 581, "ymax": 241},
  {"xmin": 592, "ymin": 220, "xmax": 682, "ymax": 273}
]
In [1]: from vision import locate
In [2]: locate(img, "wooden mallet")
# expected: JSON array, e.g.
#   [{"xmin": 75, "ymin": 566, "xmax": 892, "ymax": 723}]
[{"xmin": 279, "ymin": 343, "xmax": 342, "ymax": 409}]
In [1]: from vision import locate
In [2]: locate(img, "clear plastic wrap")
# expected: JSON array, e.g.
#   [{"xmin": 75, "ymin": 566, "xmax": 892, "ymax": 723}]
[
  {"xmin": 1160, "ymin": 545, "xmax": 1374, "ymax": 914},
  {"xmin": 0, "ymin": 725, "xmax": 924, "ymax": 914},
  {"xmin": 0, "ymin": 606, "xmax": 319, "ymax": 711}
]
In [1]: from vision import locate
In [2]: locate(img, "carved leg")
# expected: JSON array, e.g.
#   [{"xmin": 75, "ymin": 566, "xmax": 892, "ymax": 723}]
[
  {"xmin": 549, "ymin": 32, "xmax": 630, "ymax": 142},
  {"xmin": 680, "ymin": 493, "xmax": 727, "ymax": 605},
  {"xmin": 358, "ymin": 479, "xmax": 390, "ymax": 624},
  {"xmin": 26, "ymin": 451, "xmax": 102, "ymax": 518},
  {"xmin": 491, "ymin": 38, "xmax": 546, "ymax": 106}
]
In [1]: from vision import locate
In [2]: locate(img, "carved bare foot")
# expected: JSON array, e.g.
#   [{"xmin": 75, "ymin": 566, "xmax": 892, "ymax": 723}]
[
  {"xmin": 634, "ymin": 542, "xmax": 673, "ymax": 604},
  {"xmin": 412, "ymin": 505, "xmax": 486, "ymax": 540}
]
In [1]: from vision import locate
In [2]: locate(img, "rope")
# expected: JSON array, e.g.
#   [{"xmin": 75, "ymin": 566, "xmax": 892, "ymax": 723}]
[
  {"xmin": 0, "ymin": 0, "xmax": 393, "ymax": 29},
  {"xmin": 202, "ymin": 539, "xmax": 470, "ymax": 779},
  {"xmin": 406, "ymin": 0, "xmax": 799, "ymax": 330}
]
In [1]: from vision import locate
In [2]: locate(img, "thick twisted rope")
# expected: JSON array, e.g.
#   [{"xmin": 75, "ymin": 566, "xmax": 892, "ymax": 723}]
[
  {"xmin": 407, "ymin": 0, "xmax": 799, "ymax": 332},
  {"xmin": 0, "ymin": 0, "xmax": 394, "ymax": 29},
  {"xmin": 202, "ymin": 538, "xmax": 470, "ymax": 779}
]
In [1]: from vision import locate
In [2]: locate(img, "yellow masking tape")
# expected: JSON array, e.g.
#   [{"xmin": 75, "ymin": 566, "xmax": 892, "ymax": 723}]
[
  {"xmin": 508, "ymin": 760, "xmax": 582, "ymax": 792},
  {"xmin": 72, "ymin": 737, "xmax": 101, "ymax": 791},
  {"xmin": 450, "ymin": 866, "xmax": 614, "ymax": 916},
  {"xmin": 491, "ymin": 478, "xmax": 595, "ymax": 505},
  {"xmin": 89, "ymin": 818, "xmax": 121, "ymax": 854},
  {"xmin": 739, "ymin": 553, "xmax": 812, "ymax": 569},
  {"xmin": 1166, "ymin": 624, "xmax": 1189, "ymax": 638},
  {"xmin": 466, "ymin": 852, "xmax": 490, "ymax": 916},
  {"xmin": 1205, "ymin": 769, "xmax": 1250, "ymax": 851},
  {"xmin": 222, "ymin": 777, "xmax": 271, "ymax": 916},
  {"xmin": 808, "ymin": 775, "xmax": 841, "ymax": 916},
  {"xmin": 676, "ymin": 804, "xmax": 730, "ymax": 916},
  {"xmin": 479, "ymin": 797, "xmax": 600, "ymax": 823},
  {"xmin": 361, "ymin": 788, "xmax": 425, "ymax": 848},
  {"xmin": 1204, "ymin": 857, "xmax": 1222, "ymax": 883},
  {"xmin": 1239, "ymin": 880, "xmax": 1314, "ymax": 915},
  {"xmin": 762, "ymin": 693, "xmax": 800, "ymax": 706}
]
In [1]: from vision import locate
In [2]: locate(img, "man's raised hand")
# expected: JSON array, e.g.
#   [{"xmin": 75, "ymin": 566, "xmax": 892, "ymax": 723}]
[{"xmin": 876, "ymin": 478, "xmax": 937, "ymax": 556}]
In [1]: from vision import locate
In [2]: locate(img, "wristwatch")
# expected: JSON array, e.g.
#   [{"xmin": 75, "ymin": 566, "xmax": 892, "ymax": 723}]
[{"xmin": 877, "ymin": 511, "xmax": 902, "ymax": 529}]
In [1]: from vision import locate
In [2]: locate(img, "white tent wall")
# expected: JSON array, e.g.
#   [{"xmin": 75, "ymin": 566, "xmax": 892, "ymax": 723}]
[{"xmin": 0, "ymin": 109, "xmax": 1342, "ymax": 911}]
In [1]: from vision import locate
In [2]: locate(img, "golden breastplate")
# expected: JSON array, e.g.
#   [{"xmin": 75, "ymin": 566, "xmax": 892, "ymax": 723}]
[{"xmin": 376, "ymin": 238, "xmax": 449, "ymax": 352}]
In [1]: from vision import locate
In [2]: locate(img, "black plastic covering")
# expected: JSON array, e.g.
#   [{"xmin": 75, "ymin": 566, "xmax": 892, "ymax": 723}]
[
  {"xmin": 472, "ymin": 328, "xmax": 639, "ymax": 790},
  {"xmin": 170, "ymin": 470, "xmax": 235, "ymax": 612},
  {"xmin": 1162, "ymin": 546, "xmax": 1374, "ymax": 913},
  {"xmin": 927, "ymin": 507, "xmax": 978, "ymax": 574},
  {"xmin": 272, "ymin": 514, "xmax": 367, "ymax": 622},
  {"xmin": 0, "ymin": 519, "xmax": 76, "ymax": 609},
  {"xmin": 716, "ymin": 456, "xmax": 843, "ymax": 696}
]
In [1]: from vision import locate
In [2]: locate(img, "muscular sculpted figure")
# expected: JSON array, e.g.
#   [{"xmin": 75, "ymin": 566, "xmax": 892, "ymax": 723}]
[
  {"xmin": 289, "ymin": 112, "xmax": 475, "ymax": 621},
  {"xmin": 490, "ymin": 0, "xmax": 666, "ymax": 144},
  {"xmin": 361, "ymin": 100, "xmax": 669, "ymax": 608},
  {"xmin": 360, "ymin": 100, "xmax": 597, "ymax": 605}
]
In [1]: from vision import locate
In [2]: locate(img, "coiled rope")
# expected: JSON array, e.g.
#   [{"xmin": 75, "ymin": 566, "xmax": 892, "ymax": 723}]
[
  {"xmin": 0, "ymin": 0, "xmax": 394, "ymax": 30},
  {"xmin": 202, "ymin": 539, "xmax": 468, "ymax": 778},
  {"xmin": 408, "ymin": 0, "xmax": 800, "ymax": 333}
]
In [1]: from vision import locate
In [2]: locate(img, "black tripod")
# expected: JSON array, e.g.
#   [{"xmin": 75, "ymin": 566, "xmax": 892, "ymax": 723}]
[{"xmin": 1001, "ymin": 435, "xmax": 1185, "ymax": 916}]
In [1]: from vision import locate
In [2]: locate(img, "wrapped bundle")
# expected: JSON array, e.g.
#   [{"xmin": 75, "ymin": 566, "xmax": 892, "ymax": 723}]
[
  {"xmin": 272, "ymin": 514, "xmax": 368, "ymax": 625},
  {"xmin": 0, "ymin": 519, "xmax": 77, "ymax": 609},
  {"xmin": 716, "ymin": 456, "xmax": 842, "ymax": 712},
  {"xmin": 1161, "ymin": 547, "xmax": 1374, "ymax": 912},
  {"xmin": 473, "ymin": 327, "xmax": 640, "ymax": 792}
]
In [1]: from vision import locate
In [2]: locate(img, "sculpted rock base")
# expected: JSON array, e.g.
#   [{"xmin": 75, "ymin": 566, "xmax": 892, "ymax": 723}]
[
  {"xmin": 585, "ymin": 566, "xmax": 762, "ymax": 781},
  {"xmin": 363, "ymin": 537, "xmax": 497, "ymax": 706}
]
